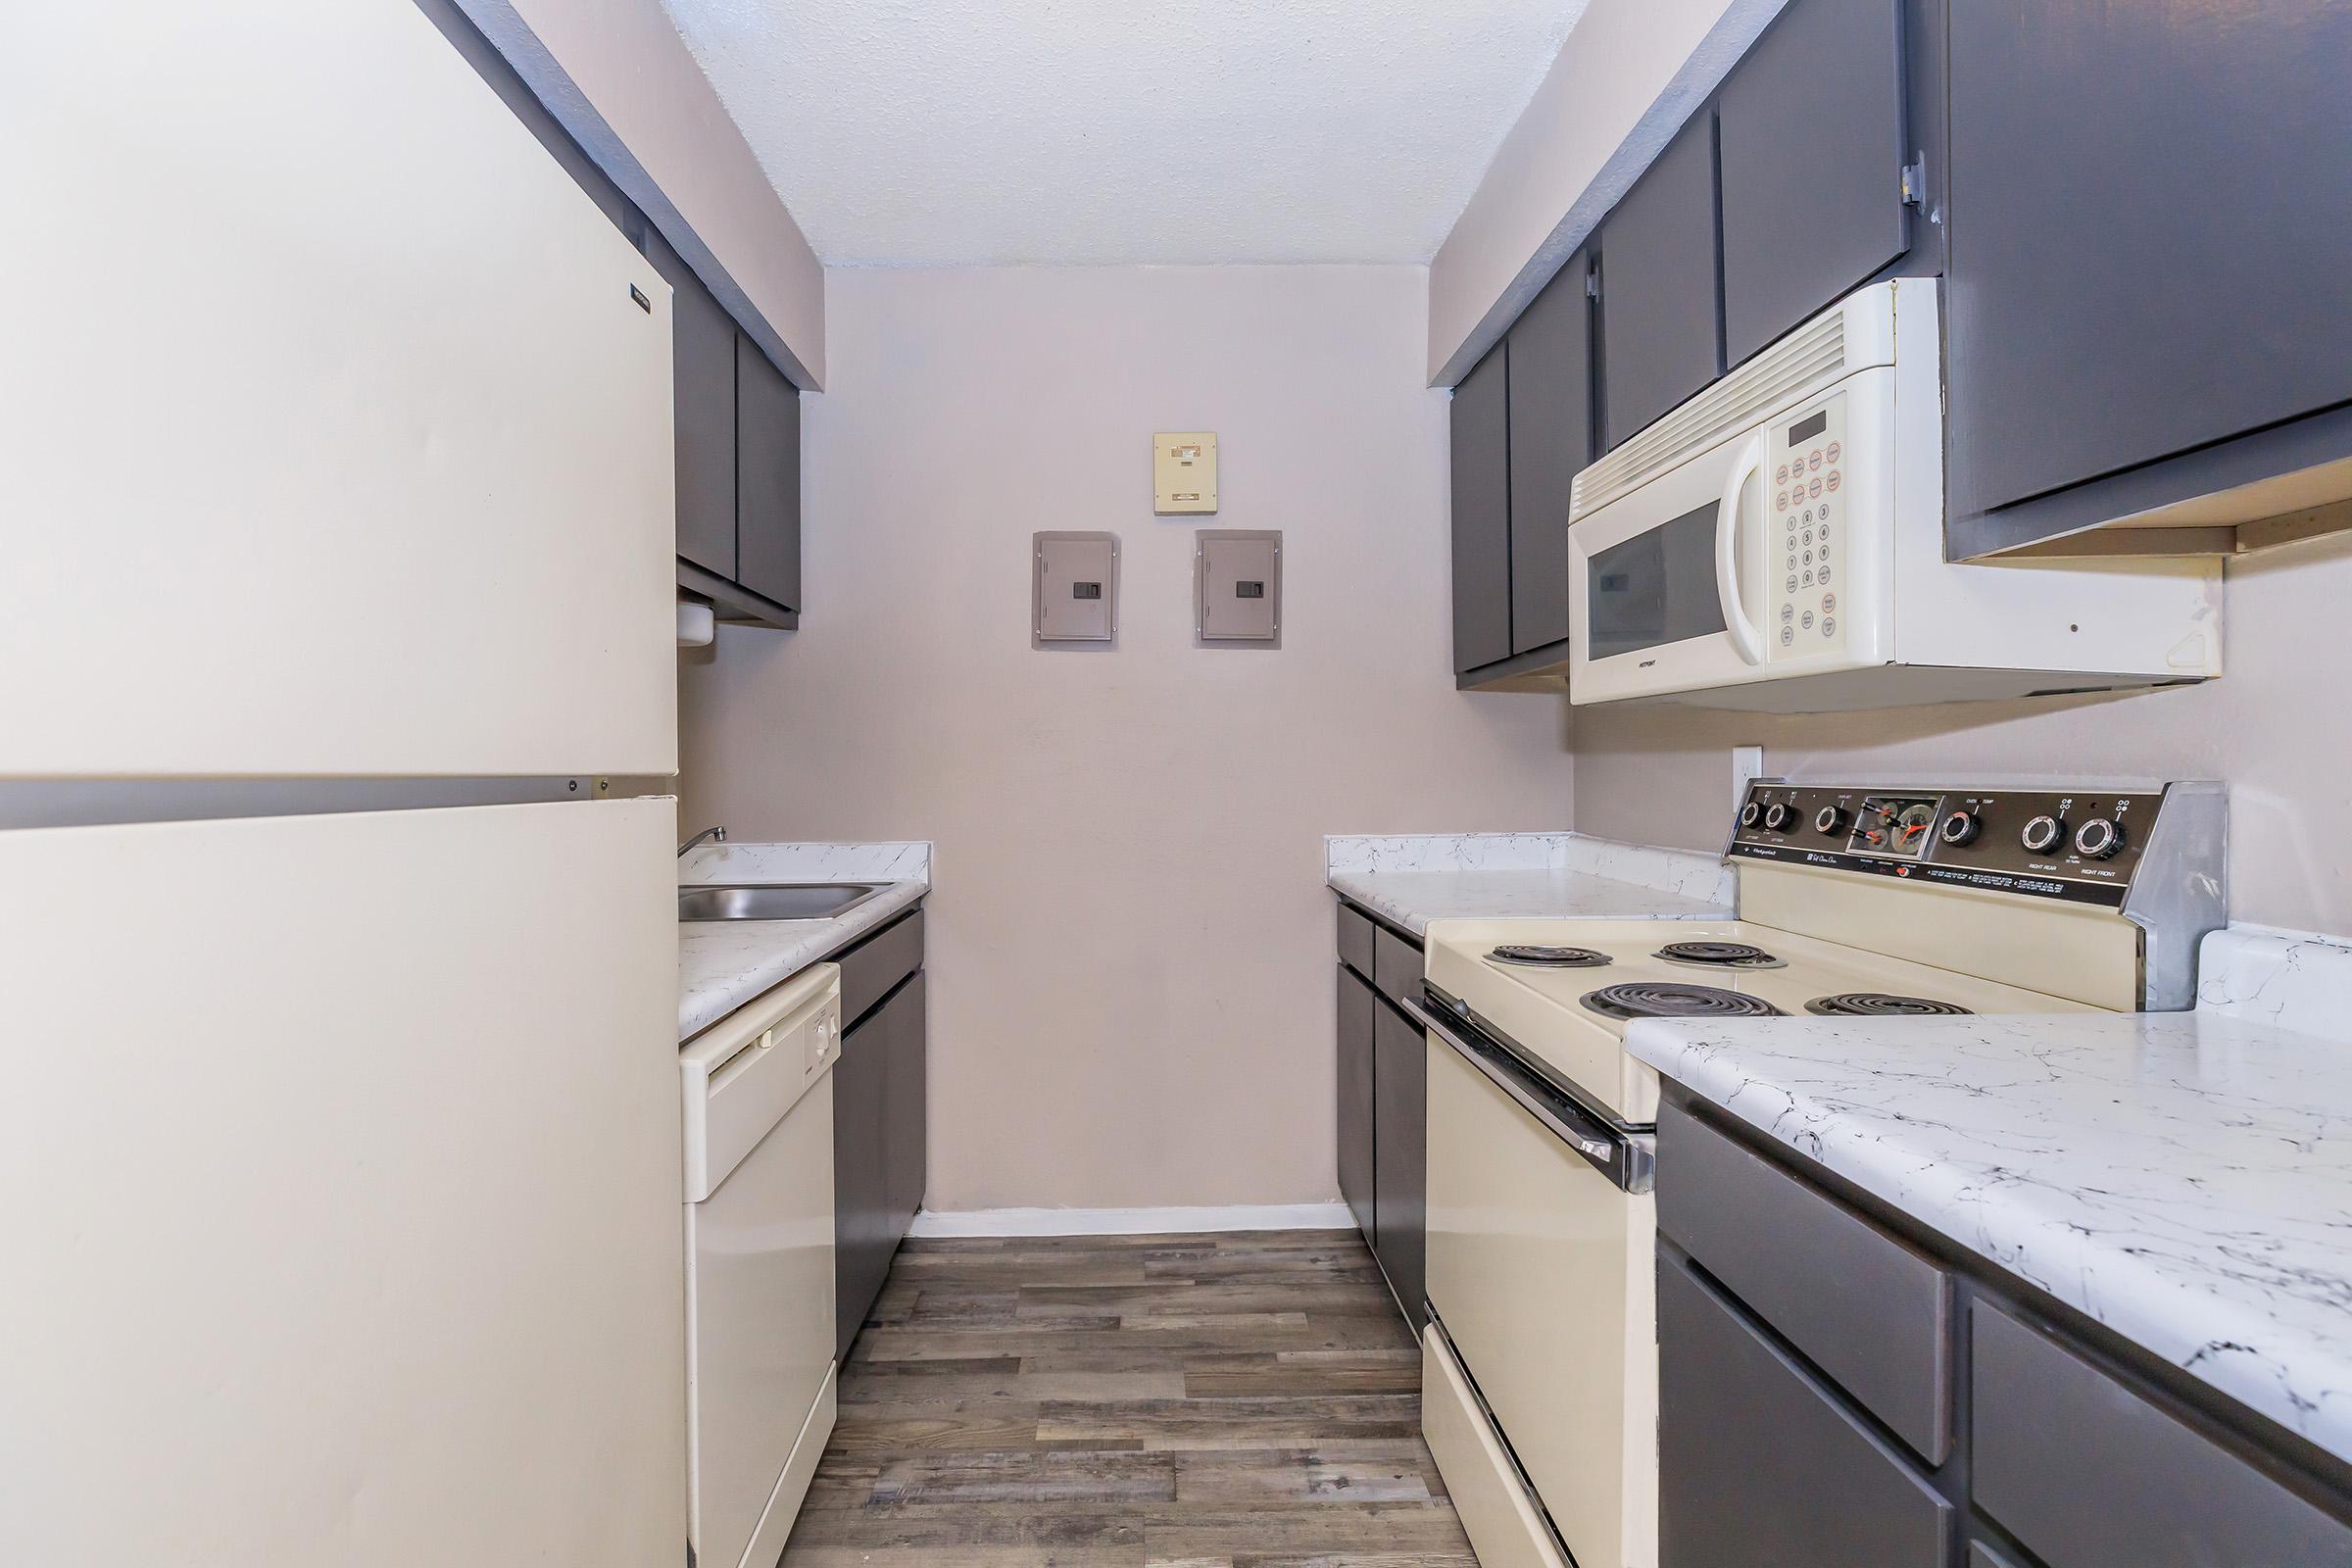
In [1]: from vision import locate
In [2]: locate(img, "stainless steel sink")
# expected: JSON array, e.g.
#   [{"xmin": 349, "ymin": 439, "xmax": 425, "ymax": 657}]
[{"xmin": 677, "ymin": 883, "xmax": 889, "ymax": 922}]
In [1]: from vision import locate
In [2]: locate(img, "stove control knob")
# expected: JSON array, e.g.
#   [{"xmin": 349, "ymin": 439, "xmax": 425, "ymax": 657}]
[
  {"xmin": 1939, "ymin": 809, "xmax": 1982, "ymax": 848},
  {"xmin": 1763, "ymin": 802, "xmax": 1794, "ymax": 832},
  {"xmin": 2074, "ymin": 817, "xmax": 2126, "ymax": 859},
  {"xmin": 2021, "ymin": 813, "xmax": 2067, "ymax": 855},
  {"xmin": 1740, "ymin": 800, "xmax": 1762, "ymax": 829},
  {"xmin": 1813, "ymin": 805, "xmax": 1847, "ymax": 836}
]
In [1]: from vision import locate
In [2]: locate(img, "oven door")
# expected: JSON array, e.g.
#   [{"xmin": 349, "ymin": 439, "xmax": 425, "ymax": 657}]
[{"xmin": 1415, "ymin": 998, "xmax": 1658, "ymax": 1568}]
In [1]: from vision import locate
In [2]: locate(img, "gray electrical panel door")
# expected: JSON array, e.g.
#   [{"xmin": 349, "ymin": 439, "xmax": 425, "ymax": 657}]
[
  {"xmin": 1034, "ymin": 532, "xmax": 1118, "ymax": 645},
  {"xmin": 1944, "ymin": 0, "xmax": 2352, "ymax": 517},
  {"xmin": 1448, "ymin": 344, "xmax": 1512, "ymax": 673},
  {"xmin": 734, "ymin": 334, "xmax": 802, "ymax": 612},
  {"xmin": 1506, "ymin": 256, "xmax": 1592, "ymax": 655},
  {"xmin": 1196, "ymin": 530, "xmax": 1281, "ymax": 643},
  {"xmin": 642, "ymin": 228, "xmax": 737, "ymax": 581},
  {"xmin": 1717, "ymin": 0, "xmax": 1910, "ymax": 368},
  {"xmin": 1599, "ymin": 117, "xmax": 1722, "ymax": 450}
]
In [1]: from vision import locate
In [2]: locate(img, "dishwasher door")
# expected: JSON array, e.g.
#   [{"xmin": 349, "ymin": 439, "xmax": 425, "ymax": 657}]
[
  {"xmin": 1421, "ymin": 1011, "xmax": 1659, "ymax": 1568},
  {"xmin": 682, "ymin": 965, "xmax": 840, "ymax": 1568}
]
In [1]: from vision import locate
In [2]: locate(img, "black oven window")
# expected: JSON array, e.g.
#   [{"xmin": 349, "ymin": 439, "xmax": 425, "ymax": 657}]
[{"xmin": 1587, "ymin": 501, "xmax": 1727, "ymax": 660}]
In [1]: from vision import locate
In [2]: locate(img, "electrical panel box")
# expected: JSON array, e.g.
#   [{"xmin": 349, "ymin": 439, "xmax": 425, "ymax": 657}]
[
  {"xmin": 1154, "ymin": 432, "xmax": 1219, "ymax": 514},
  {"xmin": 1034, "ymin": 531, "xmax": 1118, "ymax": 648},
  {"xmin": 1196, "ymin": 529, "xmax": 1281, "ymax": 646}
]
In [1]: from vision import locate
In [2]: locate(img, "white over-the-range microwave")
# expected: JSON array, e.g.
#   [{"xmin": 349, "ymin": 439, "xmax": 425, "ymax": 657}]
[{"xmin": 1565, "ymin": 279, "xmax": 2223, "ymax": 711}]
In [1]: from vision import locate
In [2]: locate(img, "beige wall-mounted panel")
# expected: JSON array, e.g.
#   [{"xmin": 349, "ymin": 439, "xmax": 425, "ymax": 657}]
[
  {"xmin": 1155, "ymin": 431, "xmax": 1220, "ymax": 514},
  {"xmin": 0, "ymin": 0, "xmax": 676, "ymax": 777},
  {"xmin": 1196, "ymin": 529, "xmax": 1282, "ymax": 645},
  {"xmin": 1034, "ymin": 531, "xmax": 1119, "ymax": 647}
]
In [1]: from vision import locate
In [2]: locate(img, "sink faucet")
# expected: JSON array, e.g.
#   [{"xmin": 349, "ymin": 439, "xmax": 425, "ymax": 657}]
[{"xmin": 677, "ymin": 825, "xmax": 727, "ymax": 858}]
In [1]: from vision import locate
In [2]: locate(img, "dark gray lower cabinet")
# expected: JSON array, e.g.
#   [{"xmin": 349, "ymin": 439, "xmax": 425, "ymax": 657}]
[
  {"xmin": 1335, "ymin": 964, "xmax": 1376, "ymax": 1240},
  {"xmin": 1659, "ymin": 1253, "xmax": 1951, "ymax": 1567},
  {"xmin": 832, "ymin": 913, "xmax": 927, "ymax": 1361},
  {"xmin": 1973, "ymin": 1301, "xmax": 2352, "ymax": 1568},
  {"xmin": 1333, "ymin": 900, "xmax": 1425, "ymax": 1330},
  {"xmin": 1371, "ymin": 999, "xmax": 1426, "ymax": 1328},
  {"xmin": 1658, "ymin": 1097, "xmax": 2352, "ymax": 1561}
]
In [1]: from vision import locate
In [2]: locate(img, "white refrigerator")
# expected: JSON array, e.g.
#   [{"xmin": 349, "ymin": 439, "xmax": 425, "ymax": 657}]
[{"xmin": 1, "ymin": 3, "xmax": 687, "ymax": 1562}]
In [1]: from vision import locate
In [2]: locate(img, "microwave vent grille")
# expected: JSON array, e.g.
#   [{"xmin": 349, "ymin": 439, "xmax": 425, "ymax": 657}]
[{"xmin": 1573, "ymin": 311, "xmax": 1849, "ymax": 521}]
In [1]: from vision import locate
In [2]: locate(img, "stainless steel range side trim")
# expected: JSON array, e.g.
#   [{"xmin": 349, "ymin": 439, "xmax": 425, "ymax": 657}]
[
  {"xmin": 1408, "ymin": 990, "xmax": 1656, "ymax": 1195},
  {"xmin": 2123, "ymin": 781, "xmax": 2229, "ymax": 1011}
]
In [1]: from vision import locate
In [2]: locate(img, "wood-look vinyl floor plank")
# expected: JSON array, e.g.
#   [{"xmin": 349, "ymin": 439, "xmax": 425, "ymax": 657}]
[{"xmin": 781, "ymin": 1230, "xmax": 1473, "ymax": 1568}]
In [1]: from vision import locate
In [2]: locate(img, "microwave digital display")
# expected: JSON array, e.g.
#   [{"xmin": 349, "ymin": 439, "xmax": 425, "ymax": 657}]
[
  {"xmin": 1586, "ymin": 501, "xmax": 1728, "ymax": 661},
  {"xmin": 1787, "ymin": 410, "xmax": 1829, "ymax": 445}
]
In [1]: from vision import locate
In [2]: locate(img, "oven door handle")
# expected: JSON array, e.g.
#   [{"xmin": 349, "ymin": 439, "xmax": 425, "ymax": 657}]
[
  {"xmin": 1405, "ymin": 995, "xmax": 1655, "ymax": 1195},
  {"xmin": 1715, "ymin": 431, "xmax": 1768, "ymax": 666}
]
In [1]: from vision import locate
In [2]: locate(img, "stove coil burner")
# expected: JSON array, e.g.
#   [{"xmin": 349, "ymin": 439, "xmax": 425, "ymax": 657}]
[
  {"xmin": 1580, "ymin": 983, "xmax": 1788, "ymax": 1022},
  {"xmin": 1805, "ymin": 993, "xmax": 1975, "ymax": 1017},
  {"xmin": 1653, "ymin": 940, "xmax": 1787, "ymax": 971},
  {"xmin": 1489, "ymin": 945, "xmax": 1613, "ymax": 968}
]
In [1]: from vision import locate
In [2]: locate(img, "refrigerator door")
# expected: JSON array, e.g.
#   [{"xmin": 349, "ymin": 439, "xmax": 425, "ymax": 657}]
[
  {"xmin": 0, "ymin": 0, "xmax": 675, "ymax": 779},
  {"xmin": 0, "ymin": 799, "xmax": 684, "ymax": 1565}
]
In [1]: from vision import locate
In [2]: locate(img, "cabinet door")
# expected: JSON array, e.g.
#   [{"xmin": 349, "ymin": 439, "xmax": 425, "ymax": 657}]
[
  {"xmin": 1336, "ymin": 965, "xmax": 1377, "ymax": 1242},
  {"xmin": 643, "ymin": 228, "xmax": 737, "ymax": 580},
  {"xmin": 882, "ymin": 973, "xmax": 929, "ymax": 1244},
  {"xmin": 1598, "ymin": 117, "xmax": 1722, "ymax": 449},
  {"xmin": 3, "ymin": 0, "xmax": 675, "ymax": 778},
  {"xmin": 1659, "ymin": 1254, "xmax": 1951, "ymax": 1568},
  {"xmin": 1448, "ymin": 343, "xmax": 1513, "ymax": 673},
  {"xmin": 1506, "ymin": 256, "xmax": 1593, "ymax": 654},
  {"xmin": 1945, "ymin": 0, "xmax": 2352, "ymax": 516},
  {"xmin": 1372, "ymin": 1002, "xmax": 1427, "ymax": 1328},
  {"xmin": 832, "ymin": 1002, "xmax": 891, "ymax": 1361},
  {"xmin": 735, "ymin": 333, "xmax": 803, "ymax": 612},
  {"xmin": 1717, "ymin": 0, "xmax": 1909, "ymax": 367}
]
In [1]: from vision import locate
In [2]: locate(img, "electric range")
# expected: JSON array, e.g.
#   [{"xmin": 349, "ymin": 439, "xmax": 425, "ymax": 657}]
[{"xmin": 1413, "ymin": 779, "xmax": 2227, "ymax": 1568}]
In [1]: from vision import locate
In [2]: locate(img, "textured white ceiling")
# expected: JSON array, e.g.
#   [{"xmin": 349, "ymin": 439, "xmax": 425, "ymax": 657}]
[{"xmin": 658, "ymin": 0, "xmax": 1592, "ymax": 266}]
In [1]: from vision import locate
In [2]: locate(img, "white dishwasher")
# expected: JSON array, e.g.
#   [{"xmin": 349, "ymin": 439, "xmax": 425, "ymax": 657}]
[{"xmin": 679, "ymin": 962, "xmax": 842, "ymax": 1568}]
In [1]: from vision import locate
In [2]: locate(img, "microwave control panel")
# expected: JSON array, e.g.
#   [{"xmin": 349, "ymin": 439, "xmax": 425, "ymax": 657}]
[
  {"xmin": 1727, "ymin": 780, "xmax": 2171, "ymax": 907},
  {"xmin": 1767, "ymin": 393, "xmax": 1847, "ymax": 660}
]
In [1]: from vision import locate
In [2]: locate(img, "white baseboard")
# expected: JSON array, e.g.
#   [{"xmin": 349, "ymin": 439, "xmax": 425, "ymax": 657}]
[{"xmin": 906, "ymin": 1201, "xmax": 1355, "ymax": 1240}]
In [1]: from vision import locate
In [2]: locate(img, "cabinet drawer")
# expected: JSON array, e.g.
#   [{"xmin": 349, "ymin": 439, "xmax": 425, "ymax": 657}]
[
  {"xmin": 837, "ymin": 908, "xmax": 923, "ymax": 1028},
  {"xmin": 1973, "ymin": 1301, "xmax": 2352, "ymax": 1568},
  {"xmin": 1659, "ymin": 1253, "xmax": 1950, "ymax": 1568},
  {"xmin": 1336, "ymin": 901, "xmax": 1378, "ymax": 978},
  {"xmin": 1657, "ymin": 1102, "xmax": 1952, "ymax": 1463},
  {"xmin": 1372, "ymin": 924, "xmax": 1424, "ymax": 1014}
]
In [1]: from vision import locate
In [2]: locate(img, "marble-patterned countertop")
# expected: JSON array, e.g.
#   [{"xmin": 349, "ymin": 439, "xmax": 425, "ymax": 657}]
[
  {"xmin": 1325, "ymin": 831, "xmax": 1734, "ymax": 933},
  {"xmin": 677, "ymin": 842, "xmax": 930, "ymax": 1042},
  {"xmin": 1626, "ymin": 924, "xmax": 2352, "ymax": 1464}
]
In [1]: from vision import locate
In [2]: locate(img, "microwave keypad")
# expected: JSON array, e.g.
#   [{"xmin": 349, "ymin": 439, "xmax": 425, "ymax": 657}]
[{"xmin": 1770, "ymin": 394, "xmax": 1847, "ymax": 657}]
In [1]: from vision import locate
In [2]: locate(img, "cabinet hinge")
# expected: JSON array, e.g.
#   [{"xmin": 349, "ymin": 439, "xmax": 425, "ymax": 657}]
[
  {"xmin": 1585, "ymin": 266, "xmax": 1600, "ymax": 301},
  {"xmin": 1900, "ymin": 158, "xmax": 1928, "ymax": 210}
]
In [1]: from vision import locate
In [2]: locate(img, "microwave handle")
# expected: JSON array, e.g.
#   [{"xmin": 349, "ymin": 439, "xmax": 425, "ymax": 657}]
[{"xmin": 1715, "ymin": 432, "xmax": 1768, "ymax": 665}]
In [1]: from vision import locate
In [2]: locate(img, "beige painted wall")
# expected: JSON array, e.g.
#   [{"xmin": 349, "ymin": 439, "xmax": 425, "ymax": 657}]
[
  {"xmin": 678, "ymin": 266, "xmax": 1575, "ymax": 1211},
  {"xmin": 1572, "ymin": 535, "xmax": 2352, "ymax": 936},
  {"xmin": 1427, "ymin": 0, "xmax": 1789, "ymax": 384},
  {"xmin": 457, "ymin": 0, "xmax": 825, "ymax": 386}
]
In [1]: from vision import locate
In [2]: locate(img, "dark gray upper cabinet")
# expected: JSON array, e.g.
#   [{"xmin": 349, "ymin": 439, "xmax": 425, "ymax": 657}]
[
  {"xmin": 734, "ymin": 334, "xmax": 802, "ymax": 613},
  {"xmin": 1505, "ymin": 256, "xmax": 1592, "ymax": 654},
  {"xmin": 642, "ymin": 228, "xmax": 738, "ymax": 581},
  {"xmin": 1448, "ymin": 343, "xmax": 1512, "ymax": 673},
  {"xmin": 1598, "ymin": 116, "xmax": 1722, "ymax": 449},
  {"xmin": 1944, "ymin": 0, "xmax": 2352, "ymax": 522},
  {"xmin": 1717, "ymin": 0, "xmax": 1910, "ymax": 368}
]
